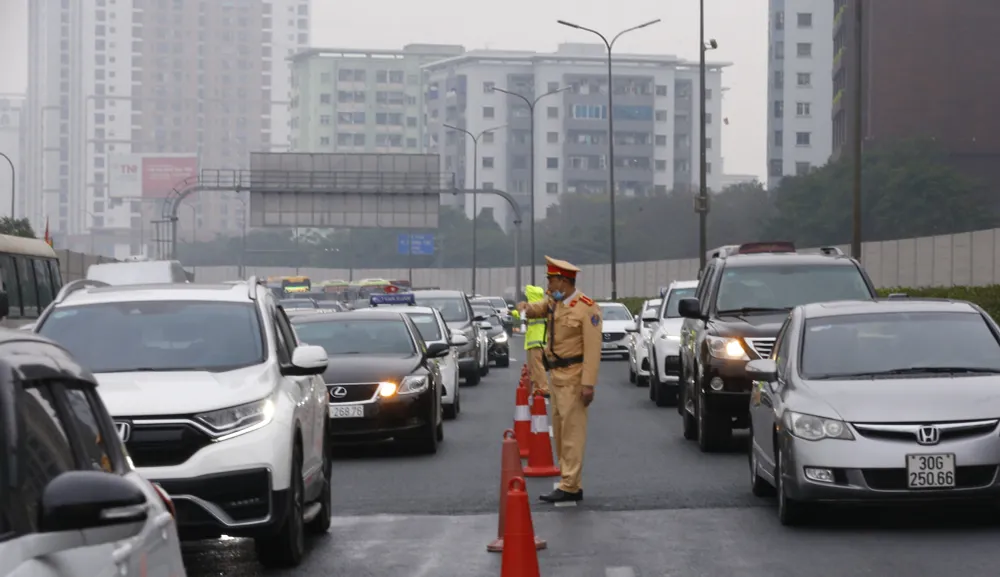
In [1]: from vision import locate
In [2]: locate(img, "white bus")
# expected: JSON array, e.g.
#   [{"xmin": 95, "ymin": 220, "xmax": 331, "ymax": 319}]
[{"xmin": 0, "ymin": 234, "xmax": 63, "ymax": 327}]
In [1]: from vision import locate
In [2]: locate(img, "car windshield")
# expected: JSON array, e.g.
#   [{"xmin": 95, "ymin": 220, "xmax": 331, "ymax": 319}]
[
  {"xmin": 663, "ymin": 288, "xmax": 697, "ymax": 318},
  {"xmin": 405, "ymin": 312, "xmax": 443, "ymax": 342},
  {"xmin": 281, "ymin": 299, "xmax": 316, "ymax": 309},
  {"xmin": 600, "ymin": 305, "xmax": 633, "ymax": 321},
  {"xmin": 472, "ymin": 306, "xmax": 493, "ymax": 318},
  {"xmin": 800, "ymin": 311, "xmax": 1000, "ymax": 379},
  {"xmin": 486, "ymin": 315, "xmax": 504, "ymax": 335},
  {"xmin": 293, "ymin": 318, "xmax": 416, "ymax": 356},
  {"xmin": 488, "ymin": 298, "xmax": 507, "ymax": 309},
  {"xmin": 716, "ymin": 265, "xmax": 871, "ymax": 313},
  {"xmin": 37, "ymin": 301, "xmax": 265, "ymax": 373},
  {"xmin": 414, "ymin": 296, "xmax": 469, "ymax": 323}
]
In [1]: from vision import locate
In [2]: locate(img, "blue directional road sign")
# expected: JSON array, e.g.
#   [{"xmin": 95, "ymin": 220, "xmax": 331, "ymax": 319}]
[{"xmin": 397, "ymin": 233, "xmax": 435, "ymax": 256}]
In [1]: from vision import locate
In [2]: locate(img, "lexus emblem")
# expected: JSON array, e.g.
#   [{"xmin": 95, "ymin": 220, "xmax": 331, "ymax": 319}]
[
  {"xmin": 916, "ymin": 425, "xmax": 941, "ymax": 446},
  {"xmin": 114, "ymin": 421, "xmax": 132, "ymax": 443},
  {"xmin": 331, "ymin": 386, "xmax": 348, "ymax": 399}
]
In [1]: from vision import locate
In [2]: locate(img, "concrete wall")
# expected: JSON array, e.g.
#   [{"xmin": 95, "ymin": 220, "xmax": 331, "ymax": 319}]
[
  {"xmin": 56, "ymin": 249, "xmax": 117, "ymax": 282},
  {"xmin": 175, "ymin": 227, "xmax": 1000, "ymax": 298}
]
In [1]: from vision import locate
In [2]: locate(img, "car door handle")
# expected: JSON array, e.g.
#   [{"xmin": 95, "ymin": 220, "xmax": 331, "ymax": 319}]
[
  {"xmin": 112, "ymin": 541, "xmax": 134, "ymax": 564},
  {"xmin": 154, "ymin": 511, "xmax": 173, "ymax": 529}
]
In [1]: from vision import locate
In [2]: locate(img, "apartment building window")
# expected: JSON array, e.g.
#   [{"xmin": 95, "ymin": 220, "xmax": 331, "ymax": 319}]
[
  {"xmin": 320, "ymin": 72, "xmax": 331, "ymax": 83},
  {"xmin": 572, "ymin": 105, "xmax": 606, "ymax": 119},
  {"xmin": 797, "ymin": 12, "xmax": 812, "ymax": 27},
  {"xmin": 547, "ymin": 132, "xmax": 559, "ymax": 143},
  {"xmin": 482, "ymin": 182, "xmax": 494, "ymax": 190},
  {"xmin": 654, "ymin": 110, "xmax": 668, "ymax": 122},
  {"xmin": 655, "ymin": 135, "xmax": 667, "ymax": 146},
  {"xmin": 773, "ymin": 71, "xmax": 784, "ymax": 89},
  {"xmin": 389, "ymin": 71, "xmax": 404, "ymax": 83},
  {"xmin": 706, "ymin": 113, "xmax": 712, "ymax": 124},
  {"xmin": 547, "ymin": 107, "xmax": 558, "ymax": 119},
  {"xmin": 655, "ymin": 85, "xmax": 668, "ymax": 96},
  {"xmin": 796, "ymin": 131, "xmax": 811, "ymax": 146},
  {"xmin": 483, "ymin": 106, "xmax": 495, "ymax": 119},
  {"xmin": 795, "ymin": 162, "xmax": 811, "ymax": 175},
  {"xmin": 769, "ymin": 159, "xmax": 783, "ymax": 177},
  {"xmin": 320, "ymin": 115, "xmax": 331, "ymax": 125},
  {"xmin": 796, "ymin": 42, "xmax": 812, "ymax": 57},
  {"xmin": 512, "ymin": 156, "xmax": 527, "ymax": 169},
  {"xmin": 407, "ymin": 116, "xmax": 417, "ymax": 127},
  {"xmin": 796, "ymin": 102, "xmax": 811, "ymax": 116},
  {"xmin": 774, "ymin": 41, "xmax": 784, "ymax": 60},
  {"xmin": 546, "ymin": 183, "xmax": 558, "ymax": 194},
  {"xmin": 797, "ymin": 73, "xmax": 811, "ymax": 87},
  {"xmin": 774, "ymin": 130, "xmax": 783, "ymax": 147},
  {"xmin": 546, "ymin": 157, "xmax": 558, "ymax": 169},
  {"xmin": 706, "ymin": 138, "xmax": 712, "ymax": 150},
  {"xmin": 706, "ymin": 89, "xmax": 713, "ymax": 100},
  {"xmin": 482, "ymin": 132, "xmax": 495, "ymax": 144},
  {"xmin": 654, "ymin": 160, "xmax": 666, "ymax": 172},
  {"xmin": 706, "ymin": 162, "xmax": 712, "ymax": 174},
  {"xmin": 320, "ymin": 137, "xmax": 330, "ymax": 146},
  {"xmin": 406, "ymin": 138, "xmax": 417, "ymax": 148},
  {"xmin": 320, "ymin": 93, "xmax": 331, "ymax": 104},
  {"xmin": 483, "ymin": 81, "xmax": 495, "ymax": 93},
  {"xmin": 482, "ymin": 157, "xmax": 494, "ymax": 169},
  {"xmin": 774, "ymin": 11, "xmax": 784, "ymax": 30}
]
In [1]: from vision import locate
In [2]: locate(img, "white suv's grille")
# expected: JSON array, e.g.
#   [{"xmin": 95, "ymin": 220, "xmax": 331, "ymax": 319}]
[{"xmin": 745, "ymin": 338, "xmax": 776, "ymax": 359}]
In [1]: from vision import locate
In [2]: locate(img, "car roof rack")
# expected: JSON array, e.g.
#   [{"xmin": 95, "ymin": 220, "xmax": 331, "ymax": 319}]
[
  {"xmin": 817, "ymin": 246, "xmax": 845, "ymax": 256},
  {"xmin": 53, "ymin": 279, "xmax": 110, "ymax": 305}
]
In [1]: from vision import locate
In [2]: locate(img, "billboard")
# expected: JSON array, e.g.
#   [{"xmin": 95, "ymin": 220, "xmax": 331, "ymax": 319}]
[
  {"xmin": 248, "ymin": 152, "xmax": 445, "ymax": 229},
  {"xmin": 109, "ymin": 154, "xmax": 198, "ymax": 198}
]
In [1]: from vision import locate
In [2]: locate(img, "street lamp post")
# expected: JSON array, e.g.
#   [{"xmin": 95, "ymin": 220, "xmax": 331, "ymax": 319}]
[
  {"xmin": 557, "ymin": 18, "xmax": 661, "ymax": 300},
  {"xmin": 850, "ymin": 0, "xmax": 863, "ymax": 259},
  {"xmin": 444, "ymin": 123, "xmax": 506, "ymax": 293},
  {"xmin": 492, "ymin": 86, "xmax": 571, "ymax": 286},
  {"xmin": 697, "ymin": 0, "xmax": 719, "ymax": 271},
  {"xmin": 0, "ymin": 152, "xmax": 14, "ymax": 218}
]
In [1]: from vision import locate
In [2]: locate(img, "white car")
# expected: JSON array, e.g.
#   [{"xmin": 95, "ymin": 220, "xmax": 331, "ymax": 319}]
[
  {"xmin": 598, "ymin": 302, "xmax": 637, "ymax": 359},
  {"xmin": 399, "ymin": 305, "xmax": 466, "ymax": 419},
  {"xmin": 646, "ymin": 280, "xmax": 699, "ymax": 407},
  {"xmin": 33, "ymin": 278, "xmax": 332, "ymax": 568},
  {"xmin": 626, "ymin": 298, "xmax": 662, "ymax": 386}
]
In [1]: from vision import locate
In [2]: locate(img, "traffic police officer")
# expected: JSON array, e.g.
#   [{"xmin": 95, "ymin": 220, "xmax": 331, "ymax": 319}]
[
  {"xmin": 523, "ymin": 284, "xmax": 549, "ymax": 397},
  {"xmin": 518, "ymin": 256, "xmax": 602, "ymax": 503}
]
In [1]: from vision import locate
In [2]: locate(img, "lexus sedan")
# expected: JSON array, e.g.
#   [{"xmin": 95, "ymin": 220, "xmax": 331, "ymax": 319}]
[{"xmin": 747, "ymin": 298, "xmax": 1000, "ymax": 526}]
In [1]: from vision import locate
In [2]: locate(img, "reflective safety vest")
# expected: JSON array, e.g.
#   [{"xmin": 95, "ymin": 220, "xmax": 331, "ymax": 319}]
[{"xmin": 524, "ymin": 285, "xmax": 547, "ymax": 350}]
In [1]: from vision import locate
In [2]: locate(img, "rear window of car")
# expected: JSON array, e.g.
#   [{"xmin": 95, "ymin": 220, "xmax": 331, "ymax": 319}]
[{"xmin": 415, "ymin": 295, "xmax": 471, "ymax": 323}]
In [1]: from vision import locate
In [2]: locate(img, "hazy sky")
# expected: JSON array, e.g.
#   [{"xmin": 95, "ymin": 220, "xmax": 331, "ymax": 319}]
[{"xmin": 0, "ymin": 0, "xmax": 768, "ymax": 180}]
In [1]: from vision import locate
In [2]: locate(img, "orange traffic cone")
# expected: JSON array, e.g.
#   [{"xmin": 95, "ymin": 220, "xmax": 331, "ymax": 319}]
[
  {"xmin": 512, "ymin": 387, "xmax": 532, "ymax": 458},
  {"xmin": 523, "ymin": 394, "xmax": 560, "ymax": 477},
  {"xmin": 519, "ymin": 364, "xmax": 529, "ymax": 388},
  {"xmin": 488, "ymin": 430, "xmax": 547, "ymax": 553},
  {"xmin": 500, "ymin": 477, "xmax": 541, "ymax": 577}
]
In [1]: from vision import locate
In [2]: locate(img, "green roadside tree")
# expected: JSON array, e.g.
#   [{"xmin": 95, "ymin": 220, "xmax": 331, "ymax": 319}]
[{"xmin": 0, "ymin": 217, "xmax": 37, "ymax": 239}]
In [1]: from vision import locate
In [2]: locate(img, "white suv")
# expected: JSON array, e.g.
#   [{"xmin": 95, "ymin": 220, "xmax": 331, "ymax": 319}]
[{"xmin": 33, "ymin": 278, "xmax": 331, "ymax": 568}]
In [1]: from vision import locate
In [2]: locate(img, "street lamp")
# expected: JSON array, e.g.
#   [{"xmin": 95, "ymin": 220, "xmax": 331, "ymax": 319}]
[
  {"xmin": 443, "ymin": 122, "xmax": 506, "ymax": 293},
  {"xmin": 696, "ymin": 0, "xmax": 719, "ymax": 270},
  {"xmin": 0, "ymin": 152, "xmax": 14, "ymax": 218},
  {"xmin": 492, "ymin": 85, "xmax": 572, "ymax": 286},
  {"xmin": 557, "ymin": 18, "xmax": 661, "ymax": 300}
]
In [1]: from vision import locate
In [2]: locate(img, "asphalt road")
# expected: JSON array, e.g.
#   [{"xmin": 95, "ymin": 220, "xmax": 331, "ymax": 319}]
[{"xmin": 182, "ymin": 338, "xmax": 1000, "ymax": 576}]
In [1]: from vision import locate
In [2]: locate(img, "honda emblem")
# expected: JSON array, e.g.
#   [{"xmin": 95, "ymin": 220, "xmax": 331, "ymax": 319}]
[
  {"xmin": 331, "ymin": 386, "xmax": 348, "ymax": 399},
  {"xmin": 916, "ymin": 425, "xmax": 941, "ymax": 446},
  {"xmin": 114, "ymin": 421, "xmax": 132, "ymax": 442}
]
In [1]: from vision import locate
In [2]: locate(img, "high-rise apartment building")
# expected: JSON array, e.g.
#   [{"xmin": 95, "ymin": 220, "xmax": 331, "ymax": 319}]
[
  {"xmin": 422, "ymin": 44, "xmax": 728, "ymax": 229},
  {"xmin": 24, "ymin": 0, "xmax": 308, "ymax": 257},
  {"xmin": 766, "ymin": 0, "xmax": 833, "ymax": 190},
  {"xmin": 288, "ymin": 44, "xmax": 464, "ymax": 153},
  {"xmin": 831, "ymin": 0, "xmax": 1000, "ymax": 188}
]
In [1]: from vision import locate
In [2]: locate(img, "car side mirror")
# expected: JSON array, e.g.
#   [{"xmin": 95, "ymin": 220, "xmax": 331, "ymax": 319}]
[
  {"xmin": 425, "ymin": 342, "xmax": 450, "ymax": 358},
  {"xmin": 677, "ymin": 297, "xmax": 703, "ymax": 320},
  {"xmin": 283, "ymin": 344, "xmax": 328, "ymax": 376},
  {"xmin": 625, "ymin": 327, "xmax": 638, "ymax": 333},
  {"xmin": 450, "ymin": 333, "xmax": 469, "ymax": 346},
  {"xmin": 477, "ymin": 321, "xmax": 492, "ymax": 330},
  {"xmin": 39, "ymin": 471, "xmax": 149, "ymax": 533},
  {"xmin": 745, "ymin": 359, "xmax": 778, "ymax": 382},
  {"xmin": 641, "ymin": 312, "xmax": 658, "ymax": 322},
  {"xmin": 507, "ymin": 303, "xmax": 514, "ymax": 310},
  {"xmin": 473, "ymin": 314, "xmax": 487, "ymax": 322}
]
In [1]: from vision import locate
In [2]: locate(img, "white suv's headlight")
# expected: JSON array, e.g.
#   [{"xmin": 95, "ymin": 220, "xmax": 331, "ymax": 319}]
[
  {"xmin": 706, "ymin": 335, "xmax": 749, "ymax": 360},
  {"xmin": 195, "ymin": 397, "xmax": 276, "ymax": 440},
  {"xmin": 784, "ymin": 411, "xmax": 855, "ymax": 441}
]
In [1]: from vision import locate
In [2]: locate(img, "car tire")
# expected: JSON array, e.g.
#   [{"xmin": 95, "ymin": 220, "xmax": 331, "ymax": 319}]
[
  {"xmin": 436, "ymin": 419, "xmax": 444, "ymax": 442},
  {"xmin": 696, "ymin": 390, "xmax": 731, "ymax": 453},
  {"xmin": 306, "ymin": 436, "xmax": 332, "ymax": 535},
  {"xmin": 629, "ymin": 365, "xmax": 637, "ymax": 383},
  {"xmin": 465, "ymin": 367, "xmax": 481, "ymax": 386},
  {"xmin": 255, "ymin": 443, "xmax": 306, "ymax": 568},
  {"xmin": 748, "ymin": 433, "xmax": 775, "ymax": 498},
  {"xmin": 776, "ymin": 449, "xmax": 808, "ymax": 526},
  {"xmin": 681, "ymin": 387, "xmax": 698, "ymax": 440},
  {"xmin": 497, "ymin": 355, "xmax": 510, "ymax": 368},
  {"xmin": 404, "ymin": 416, "xmax": 439, "ymax": 455},
  {"xmin": 444, "ymin": 401, "xmax": 458, "ymax": 420}
]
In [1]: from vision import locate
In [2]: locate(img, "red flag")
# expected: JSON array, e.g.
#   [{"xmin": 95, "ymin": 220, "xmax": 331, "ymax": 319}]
[{"xmin": 44, "ymin": 218, "xmax": 52, "ymax": 247}]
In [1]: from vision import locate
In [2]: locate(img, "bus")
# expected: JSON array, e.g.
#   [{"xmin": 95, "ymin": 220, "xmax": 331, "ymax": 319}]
[
  {"xmin": 0, "ymin": 234, "xmax": 64, "ymax": 327},
  {"xmin": 282, "ymin": 275, "xmax": 311, "ymax": 294}
]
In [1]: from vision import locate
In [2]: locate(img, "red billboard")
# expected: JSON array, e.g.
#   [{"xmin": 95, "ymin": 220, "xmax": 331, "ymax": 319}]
[{"xmin": 140, "ymin": 156, "xmax": 199, "ymax": 198}]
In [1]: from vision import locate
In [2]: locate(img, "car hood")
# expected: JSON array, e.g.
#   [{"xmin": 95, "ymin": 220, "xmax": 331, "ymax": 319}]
[
  {"xmin": 712, "ymin": 313, "xmax": 788, "ymax": 338},
  {"xmin": 798, "ymin": 376, "xmax": 1000, "ymax": 422},
  {"xmin": 95, "ymin": 364, "xmax": 275, "ymax": 417},
  {"xmin": 602, "ymin": 320, "xmax": 633, "ymax": 332},
  {"xmin": 322, "ymin": 354, "xmax": 422, "ymax": 384}
]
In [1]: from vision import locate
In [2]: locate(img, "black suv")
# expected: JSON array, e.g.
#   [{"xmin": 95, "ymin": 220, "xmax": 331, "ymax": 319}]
[{"xmin": 676, "ymin": 242, "xmax": 878, "ymax": 452}]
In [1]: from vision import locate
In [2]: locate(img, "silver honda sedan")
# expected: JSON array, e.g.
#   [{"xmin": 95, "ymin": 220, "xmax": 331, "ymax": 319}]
[{"xmin": 746, "ymin": 298, "xmax": 1000, "ymax": 526}]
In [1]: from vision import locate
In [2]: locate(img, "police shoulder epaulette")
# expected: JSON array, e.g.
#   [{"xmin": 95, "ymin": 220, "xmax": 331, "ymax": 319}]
[
  {"xmin": 569, "ymin": 299, "xmax": 578, "ymax": 308},
  {"xmin": 579, "ymin": 295, "xmax": 594, "ymax": 306}
]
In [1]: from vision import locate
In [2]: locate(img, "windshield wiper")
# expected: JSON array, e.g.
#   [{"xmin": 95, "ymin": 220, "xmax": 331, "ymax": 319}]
[
  {"xmin": 717, "ymin": 307, "xmax": 792, "ymax": 315},
  {"xmin": 810, "ymin": 367, "xmax": 1000, "ymax": 379}
]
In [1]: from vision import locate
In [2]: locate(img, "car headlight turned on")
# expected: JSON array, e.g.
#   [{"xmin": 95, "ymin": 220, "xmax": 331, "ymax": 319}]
[
  {"xmin": 378, "ymin": 376, "xmax": 429, "ymax": 398},
  {"xmin": 493, "ymin": 331, "xmax": 508, "ymax": 343},
  {"xmin": 705, "ymin": 335, "xmax": 749, "ymax": 361},
  {"xmin": 784, "ymin": 411, "xmax": 855, "ymax": 441},
  {"xmin": 195, "ymin": 397, "xmax": 276, "ymax": 441}
]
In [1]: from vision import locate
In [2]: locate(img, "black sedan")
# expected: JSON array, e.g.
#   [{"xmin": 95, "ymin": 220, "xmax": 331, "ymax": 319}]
[
  {"xmin": 481, "ymin": 313, "xmax": 511, "ymax": 367},
  {"xmin": 290, "ymin": 310, "xmax": 450, "ymax": 454}
]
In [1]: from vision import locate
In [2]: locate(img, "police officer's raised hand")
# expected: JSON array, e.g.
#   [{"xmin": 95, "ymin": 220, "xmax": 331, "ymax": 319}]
[{"xmin": 581, "ymin": 385, "xmax": 595, "ymax": 407}]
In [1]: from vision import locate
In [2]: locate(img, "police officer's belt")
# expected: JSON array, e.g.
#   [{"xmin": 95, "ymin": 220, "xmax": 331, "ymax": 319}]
[{"xmin": 542, "ymin": 355, "xmax": 584, "ymax": 369}]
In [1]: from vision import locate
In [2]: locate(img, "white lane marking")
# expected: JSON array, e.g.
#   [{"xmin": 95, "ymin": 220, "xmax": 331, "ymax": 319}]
[{"xmin": 605, "ymin": 567, "xmax": 636, "ymax": 577}]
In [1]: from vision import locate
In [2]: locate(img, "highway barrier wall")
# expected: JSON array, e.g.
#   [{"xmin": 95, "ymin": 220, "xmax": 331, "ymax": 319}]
[
  {"xmin": 57, "ymin": 249, "xmax": 118, "ymax": 282},
  {"xmin": 175, "ymin": 226, "xmax": 1000, "ymax": 298}
]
